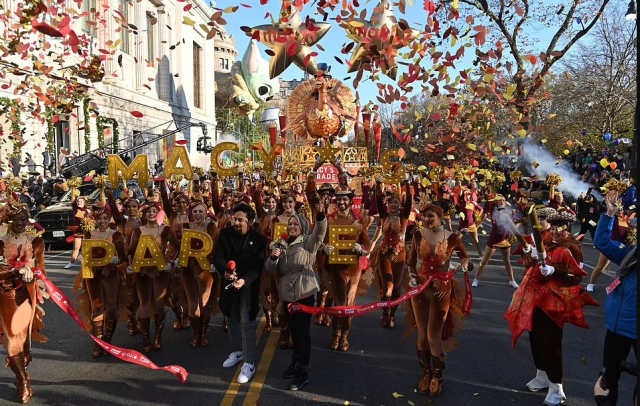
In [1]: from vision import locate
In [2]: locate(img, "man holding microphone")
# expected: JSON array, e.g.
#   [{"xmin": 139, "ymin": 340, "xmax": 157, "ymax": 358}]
[{"xmin": 213, "ymin": 203, "xmax": 267, "ymax": 384}]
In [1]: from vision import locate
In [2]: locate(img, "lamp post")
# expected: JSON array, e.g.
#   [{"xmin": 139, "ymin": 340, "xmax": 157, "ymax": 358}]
[{"xmin": 626, "ymin": 1, "xmax": 637, "ymax": 181}]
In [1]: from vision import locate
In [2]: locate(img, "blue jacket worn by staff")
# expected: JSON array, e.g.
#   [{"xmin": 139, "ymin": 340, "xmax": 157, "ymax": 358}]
[
  {"xmin": 594, "ymin": 213, "xmax": 637, "ymax": 340},
  {"xmin": 213, "ymin": 225, "xmax": 267, "ymax": 321}
]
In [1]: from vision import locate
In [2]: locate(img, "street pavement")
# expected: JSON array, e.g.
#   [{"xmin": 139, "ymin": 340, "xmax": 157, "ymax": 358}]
[{"xmin": 1, "ymin": 230, "xmax": 634, "ymax": 406}]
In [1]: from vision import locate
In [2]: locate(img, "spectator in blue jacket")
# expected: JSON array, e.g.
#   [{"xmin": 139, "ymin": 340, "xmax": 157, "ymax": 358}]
[
  {"xmin": 593, "ymin": 193, "xmax": 637, "ymax": 406},
  {"xmin": 620, "ymin": 180, "xmax": 636, "ymax": 214}
]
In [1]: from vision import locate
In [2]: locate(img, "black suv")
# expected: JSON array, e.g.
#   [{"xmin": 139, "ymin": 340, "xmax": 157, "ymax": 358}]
[{"xmin": 35, "ymin": 181, "xmax": 145, "ymax": 245}]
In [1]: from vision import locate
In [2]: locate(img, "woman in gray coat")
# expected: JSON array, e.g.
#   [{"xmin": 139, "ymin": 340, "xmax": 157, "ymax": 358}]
[{"xmin": 266, "ymin": 202, "xmax": 328, "ymax": 391}]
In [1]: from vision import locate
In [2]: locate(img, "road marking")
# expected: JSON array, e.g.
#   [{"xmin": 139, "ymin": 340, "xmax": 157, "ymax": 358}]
[
  {"xmin": 220, "ymin": 316, "xmax": 266, "ymax": 406},
  {"xmin": 242, "ymin": 329, "xmax": 279, "ymax": 406},
  {"xmin": 45, "ymin": 251, "xmax": 71, "ymax": 259}
]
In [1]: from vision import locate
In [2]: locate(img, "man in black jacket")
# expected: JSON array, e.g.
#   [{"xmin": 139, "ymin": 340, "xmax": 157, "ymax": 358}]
[{"xmin": 213, "ymin": 203, "xmax": 266, "ymax": 384}]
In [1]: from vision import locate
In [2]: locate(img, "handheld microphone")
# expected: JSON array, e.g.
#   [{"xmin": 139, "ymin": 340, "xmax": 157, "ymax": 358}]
[
  {"xmin": 225, "ymin": 261, "xmax": 238, "ymax": 290},
  {"xmin": 227, "ymin": 261, "xmax": 236, "ymax": 271}
]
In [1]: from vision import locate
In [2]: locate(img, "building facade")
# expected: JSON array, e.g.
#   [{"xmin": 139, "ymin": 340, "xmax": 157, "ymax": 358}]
[
  {"xmin": 213, "ymin": 24, "xmax": 238, "ymax": 74},
  {"xmin": 0, "ymin": 0, "xmax": 218, "ymax": 175}
]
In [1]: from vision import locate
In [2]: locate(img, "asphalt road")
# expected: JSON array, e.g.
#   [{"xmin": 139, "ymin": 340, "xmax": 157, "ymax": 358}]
[{"xmin": 1, "ymin": 231, "xmax": 634, "ymax": 406}]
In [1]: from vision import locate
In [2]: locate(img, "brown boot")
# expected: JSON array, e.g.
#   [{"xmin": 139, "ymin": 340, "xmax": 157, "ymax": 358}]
[
  {"xmin": 138, "ymin": 318, "xmax": 152, "ymax": 353},
  {"xmin": 103, "ymin": 311, "xmax": 117, "ymax": 344},
  {"xmin": 172, "ymin": 307, "xmax": 182, "ymax": 330},
  {"xmin": 153, "ymin": 314, "xmax": 166, "ymax": 350},
  {"xmin": 127, "ymin": 315, "xmax": 139, "ymax": 336},
  {"xmin": 8, "ymin": 352, "xmax": 33, "ymax": 404},
  {"xmin": 264, "ymin": 309, "xmax": 273, "ymax": 332},
  {"xmin": 329, "ymin": 317, "xmax": 342, "ymax": 351},
  {"xmin": 189, "ymin": 317, "xmax": 202, "ymax": 348},
  {"xmin": 380, "ymin": 296, "xmax": 390, "ymax": 328},
  {"xmin": 417, "ymin": 350, "xmax": 432, "ymax": 395},
  {"xmin": 429, "ymin": 356, "xmax": 445, "ymax": 396},
  {"xmin": 182, "ymin": 314, "xmax": 191, "ymax": 329},
  {"xmin": 91, "ymin": 319, "xmax": 105, "ymax": 358},
  {"xmin": 314, "ymin": 292, "xmax": 327, "ymax": 325},
  {"xmin": 272, "ymin": 311, "xmax": 280, "ymax": 327},
  {"xmin": 388, "ymin": 306, "xmax": 397, "ymax": 329},
  {"xmin": 322, "ymin": 298, "xmax": 333, "ymax": 327},
  {"xmin": 201, "ymin": 312, "xmax": 211, "ymax": 347},
  {"xmin": 279, "ymin": 327, "xmax": 291, "ymax": 350},
  {"xmin": 338, "ymin": 330, "xmax": 350, "ymax": 352}
]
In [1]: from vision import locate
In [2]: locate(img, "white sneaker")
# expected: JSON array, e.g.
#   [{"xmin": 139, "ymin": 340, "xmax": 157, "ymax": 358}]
[
  {"xmin": 586, "ymin": 284, "xmax": 594, "ymax": 292},
  {"xmin": 471, "ymin": 279, "xmax": 479, "ymax": 287},
  {"xmin": 526, "ymin": 369, "xmax": 550, "ymax": 392},
  {"xmin": 509, "ymin": 280, "xmax": 519, "ymax": 289},
  {"xmin": 64, "ymin": 262, "xmax": 75, "ymax": 269},
  {"xmin": 222, "ymin": 351, "xmax": 243, "ymax": 368},
  {"xmin": 543, "ymin": 382, "xmax": 567, "ymax": 405},
  {"xmin": 237, "ymin": 362, "xmax": 255, "ymax": 384}
]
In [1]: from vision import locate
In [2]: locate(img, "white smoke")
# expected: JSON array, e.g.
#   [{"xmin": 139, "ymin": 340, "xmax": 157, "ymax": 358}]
[{"xmin": 520, "ymin": 139, "xmax": 600, "ymax": 199}]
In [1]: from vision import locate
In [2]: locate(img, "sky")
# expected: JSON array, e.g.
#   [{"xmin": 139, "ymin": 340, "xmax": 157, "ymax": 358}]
[{"xmin": 213, "ymin": 0, "xmax": 576, "ymax": 107}]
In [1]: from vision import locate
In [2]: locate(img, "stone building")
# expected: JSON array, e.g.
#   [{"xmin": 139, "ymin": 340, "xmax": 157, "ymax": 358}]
[
  {"xmin": 0, "ymin": 0, "xmax": 218, "ymax": 175},
  {"xmin": 213, "ymin": 24, "xmax": 238, "ymax": 74}
]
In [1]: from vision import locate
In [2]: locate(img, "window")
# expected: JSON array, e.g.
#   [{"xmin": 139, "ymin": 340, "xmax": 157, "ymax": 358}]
[
  {"xmin": 224, "ymin": 59, "xmax": 229, "ymax": 70},
  {"xmin": 82, "ymin": 0, "xmax": 97, "ymax": 37},
  {"xmin": 118, "ymin": 0, "xmax": 130, "ymax": 54},
  {"xmin": 193, "ymin": 42, "xmax": 202, "ymax": 109},
  {"xmin": 218, "ymin": 58, "xmax": 224, "ymax": 71},
  {"xmin": 146, "ymin": 12, "xmax": 155, "ymax": 66}
]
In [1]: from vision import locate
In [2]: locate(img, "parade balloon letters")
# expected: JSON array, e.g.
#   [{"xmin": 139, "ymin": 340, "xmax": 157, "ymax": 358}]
[
  {"xmin": 178, "ymin": 230, "xmax": 213, "ymax": 269},
  {"xmin": 81, "ymin": 239, "xmax": 117, "ymax": 278},
  {"xmin": 163, "ymin": 146, "xmax": 193, "ymax": 179}
]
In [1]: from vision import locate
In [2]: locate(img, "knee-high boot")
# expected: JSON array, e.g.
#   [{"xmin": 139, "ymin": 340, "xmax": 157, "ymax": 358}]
[
  {"xmin": 388, "ymin": 305, "xmax": 398, "ymax": 329},
  {"xmin": 138, "ymin": 318, "xmax": 152, "ymax": 353},
  {"xmin": 322, "ymin": 297, "xmax": 332, "ymax": 327},
  {"xmin": 264, "ymin": 308, "xmax": 273, "ymax": 332},
  {"xmin": 8, "ymin": 352, "xmax": 33, "ymax": 404},
  {"xmin": 279, "ymin": 311, "xmax": 293, "ymax": 349},
  {"xmin": 91, "ymin": 319, "xmax": 105, "ymax": 358},
  {"xmin": 417, "ymin": 350, "xmax": 432, "ymax": 395},
  {"xmin": 429, "ymin": 355, "xmax": 445, "ymax": 396},
  {"xmin": 172, "ymin": 306, "xmax": 183, "ymax": 330},
  {"xmin": 380, "ymin": 296, "xmax": 390, "ymax": 328},
  {"xmin": 329, "ymin": 317, "xmax": 343, "ymax": 351},
  {"xmin": 190, "ymin": 317, "xmax": 203, "ymax": 348},
  {"xmin": 314, "ymin": 291, "xmax": 327, "ymax": 325},
  {"xmin": 103, "ymin": 311, "xmax": 117, "ymax": 346},
  {"xmin": 153, "ymin": 314, "xmax": 166, "ymax": 350},
  {"xmin": 338, "ymin": 317, "xmax": 351, "ymax": 352},
  {"xmin": 201, "ymin": 311, "xmax": 212, "ymax": 347}
]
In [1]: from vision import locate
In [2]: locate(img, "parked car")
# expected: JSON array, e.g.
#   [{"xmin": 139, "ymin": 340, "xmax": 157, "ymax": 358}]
[{"xmin": 35, "ymin": 181, "xmax": 145, "ymax": 245}]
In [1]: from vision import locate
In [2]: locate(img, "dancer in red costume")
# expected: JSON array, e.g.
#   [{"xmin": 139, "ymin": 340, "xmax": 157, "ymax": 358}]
[
  {"xmin": 0, "ymin": 193, "xmax": 47, "ymax": 404},
  {"xmin": 405, "ymin": 203, "xmax": 471, "ymax": 396},
  {"xmin": 127, "ymin": 202, "xmax": 180, "ymax": 353},
  {"xmin": 371, "ymin": 177, "xmax": 412, "ymax": 329},
  {"xmin": 179, "ymin": 200, "xmax": 218, "ymax": 347},
  {"xmin": 74, "ymin": 200, "xmax": 127, "ymax": 358},
  {"xmin": 506, "ymin": 211, "xmax": 598, "ymax": 406}
]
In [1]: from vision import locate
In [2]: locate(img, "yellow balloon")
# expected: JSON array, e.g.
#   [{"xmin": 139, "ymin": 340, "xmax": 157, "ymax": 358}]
[
  {"xmin": 81, "ymin": 239, "xmax": 117, "ymax": 279},
  {"xmin": 164, "ymin": 146, "xmax": 194, "ymax": 179},
  {"xmin": 178, "ymin": 229, "xmax": 213, "ymax": 269},
  {"xmin": 131, "ymin": 234, "xmax": 167, "ymax": 272},
  {"xmin": 328, "ymin": 225, "xmax": 358, "ymax": 265},
  {"xmin": 380, "ymin": 149, "xmax": 406, "ymax": 184},
  {"xmin": 600, "ymin": 158, "xmax": 610, "ymax": 168},
  {"xmin": 564, "ymin": 149, "xmax": 570, "ymax": 155},
  {"xmin": 210, "ymin": 142, "xmax": 239, "ymax": 177},
  {"xmin": 107, "ymin": 154, "xmax": 148, "ymax": 189}
]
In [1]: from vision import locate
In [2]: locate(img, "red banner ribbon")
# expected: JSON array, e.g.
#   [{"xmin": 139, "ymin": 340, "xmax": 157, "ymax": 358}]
[
  {"xmin": 289, "ymin": 270, "xmax": 472, "ymax": 317},
  {"xmin": 33, "ymin": 270, "xmax": 188, "ymax": 383}
]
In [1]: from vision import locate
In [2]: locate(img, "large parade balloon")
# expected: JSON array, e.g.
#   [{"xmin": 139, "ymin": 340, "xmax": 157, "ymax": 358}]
[
  {"xmin": 214, "ymin": 40, "xmax": 280, "ymax": 119},
  {"xmin": 285, "ymin": 64, "xmax": 357, "ymax": 140},
  {"xmin": 250, "ymin": 2, "xmax": 331, "ymax": 79},
  {"xmin": 340, "ymin": 0, "xmax": 420, "ymax": 80},
  {"xmin": 260, "ymin": 107, "xmax": 281, "ymax": 132}
]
